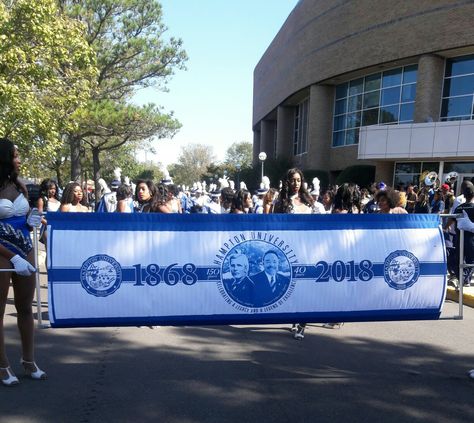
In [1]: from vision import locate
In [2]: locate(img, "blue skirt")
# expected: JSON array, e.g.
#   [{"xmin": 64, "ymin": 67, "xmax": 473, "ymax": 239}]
[{"xmin": 0, "ymin": 216, "xmax": 33, "ymax": 258}]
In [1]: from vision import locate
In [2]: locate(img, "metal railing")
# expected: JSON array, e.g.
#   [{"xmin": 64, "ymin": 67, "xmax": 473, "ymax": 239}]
[{"xmin": 440, "ymin": 213, "xmax": 467, "ymax": 319}]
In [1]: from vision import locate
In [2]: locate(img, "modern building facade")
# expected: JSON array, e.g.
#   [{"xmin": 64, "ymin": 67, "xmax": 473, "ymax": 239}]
[{"xmin": 252, "ymin": 0, "xmax": 474, "ymax": 192}]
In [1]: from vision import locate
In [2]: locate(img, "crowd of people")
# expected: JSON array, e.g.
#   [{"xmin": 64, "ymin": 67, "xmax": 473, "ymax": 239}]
[
  {"xmin": 34, "ymin": 172, "xmax": 458, "ymax": 217},
  {"xmin": 2, "ymin": 136, "xmax": 474, "ymax": 386}
]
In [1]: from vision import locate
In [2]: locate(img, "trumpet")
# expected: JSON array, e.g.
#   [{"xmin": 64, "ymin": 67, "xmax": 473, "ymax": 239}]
[
  {"xmin": 445, "ymin": 171, "xmax": 458, "ymax": 184},
  {"xmin": 419, "ymin": 170, "xmax": 439, "ymax": 189}
]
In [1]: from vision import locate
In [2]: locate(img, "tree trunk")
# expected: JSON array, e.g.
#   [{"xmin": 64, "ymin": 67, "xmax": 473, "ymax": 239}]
[
  {"xmin": 55, "ymin": 167, "xmax": 62, "ymax": 190},
  {"xmin": 92, "ymin": 147, "xmax": 102, "ymax": 206},
  {"xmin": 70, "ymin": 135, "xmax": 82, "ymax": 182}
]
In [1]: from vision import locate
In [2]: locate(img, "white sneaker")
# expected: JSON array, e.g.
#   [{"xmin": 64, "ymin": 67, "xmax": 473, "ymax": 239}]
[
  {"xmin": 468, "ymin": 369, "xmax": 474, "ymax": 379},
  {"xmin": 291, "ymin": 324, "xmax": 297, "ymax": 332},
  {"xmin": 323, "ymin": 322, "xmax": 343, "ymax": 329},
  {"xmin": 293, "ymin": 324, "xmax": 305, "ymax": 340}
]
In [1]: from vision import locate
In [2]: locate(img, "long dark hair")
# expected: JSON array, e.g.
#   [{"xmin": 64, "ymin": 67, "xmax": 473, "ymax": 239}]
[
  {"xmin": 61, "ymin": 182, "xmax": 86, "ymax": 205},
  {"xmin": 39, "ymin": 178, "xmax": 59, "ymax": 200},
  {"xmin": 333, "ymin": 183, "xmax": 361, "ymax": 213},
  {"xmin": 135, "ymin": 179, "xmax": 168, "ymax": 212},
  {"xmin": 0, "ymin": 138, "xmax": 26, "ymax": 195},
  {"xmin": 231, "ymin": 189, "xmax": 251, "ymax": 213},
  {"xmin": 274, "ymin": 168, "xmax": 313, "ymax": 213}
]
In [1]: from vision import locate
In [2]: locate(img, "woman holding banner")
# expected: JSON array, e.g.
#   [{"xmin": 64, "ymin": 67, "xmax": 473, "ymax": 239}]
[
  {"xmin": 273, "ymin": 168, "xmax": 317, "ymax": 339},
  {"xmin": 0, "ymin": 139, "xmax": 46, "ymax": 386},
  {"xmin": 273, "ymin": 168, "xmax": 315, "ymax": 215},
  {"xmin": 320, "ymin": 183, "xmax": 363, "ymax": 329}
]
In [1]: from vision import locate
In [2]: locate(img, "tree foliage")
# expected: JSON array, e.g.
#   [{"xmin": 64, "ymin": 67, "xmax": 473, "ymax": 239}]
[
  {"xmin": 0, "ymin": 0, "xmax": 96, "ymax": 174},
  {"xmin": 169, "ymin": 143, "xmax": 215, "ymax": 187},
  {"xmin": 59, "ymin": 0, "xmax": 187, "ymax": 187},
  {"xmin": 224, "ymin": 141, "xmax": 253, "ymax": 171}
]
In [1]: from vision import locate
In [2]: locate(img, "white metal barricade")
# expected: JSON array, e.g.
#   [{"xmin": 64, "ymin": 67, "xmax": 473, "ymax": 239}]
[{"xmin": 441, "ymin": 213, "xmax": 467, "ymax": 319}]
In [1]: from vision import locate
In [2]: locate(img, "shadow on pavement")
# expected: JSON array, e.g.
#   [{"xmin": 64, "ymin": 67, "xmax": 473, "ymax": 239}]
[{"xmin": 1, "ymin": 308, "xmax": 473, "ymax": 423}]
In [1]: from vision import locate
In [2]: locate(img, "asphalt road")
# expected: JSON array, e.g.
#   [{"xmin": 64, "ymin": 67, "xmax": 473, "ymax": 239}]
[{"xmin": 1, "ymin": 275, "xmax": 473, "ymax": 423}]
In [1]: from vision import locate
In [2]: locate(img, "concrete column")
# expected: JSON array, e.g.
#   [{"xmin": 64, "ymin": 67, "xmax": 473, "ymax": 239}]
[
  {"xmin": 374, "ymin": 161, "xmax": 394, "ymax": 186},
  {"xmin": 252, "ymin": 129, "xmax": 261, "ymax": 167},
  {"xmin": 305, "ymin": 84, "xmax": 335, "ymax": 171},
  {"xmin": 414, "ymin": 54, "xmax": 445, "ymax": 123},
  {"xmin": 276, "ymin": 106, "xmax": 294, "ymax": 158},
  {"xmin": 260, "ymin": 120, "xmax": 276, "ymax": 159}
]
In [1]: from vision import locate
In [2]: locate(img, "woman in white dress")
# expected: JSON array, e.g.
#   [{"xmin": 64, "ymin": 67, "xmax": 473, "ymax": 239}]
[
  {"xmin": 0, "ymin": 139, "xmax": 46, "ymax": 386},
  {"xmin": 36, "ymin": 178, "xmax": 61, "ymax": 244},
  {"xmin": 274, "ymin": 168, "xmax": 317, "ymax": 215},
  {"xmin": 60, "ymin": 182, "xmax": 89, "ymax": 212},
  {"xmin": 37, "ymin": 179, "xmax": 60, "ymax": 214},
  {"xmin": 273, "ymin": 168, "xmax": 317, "ymax": 339}
]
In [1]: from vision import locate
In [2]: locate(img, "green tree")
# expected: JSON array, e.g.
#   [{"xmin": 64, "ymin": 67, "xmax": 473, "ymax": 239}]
[
  {"xmin": 224, "ymin": 141, "xmax": 253, "ymax": 170},
  {"xmin": 0, "ymin": 0, "xmax": 96, "ymax": 173},
  {"xmin": 59, "ymin": 0, "xmax": 187, "ymax": 196},
  {"xmin": 220, "ymin": 141, "xmax": 253, "ymax": 189},
  {"xmin": 169, "ymin": 143, "xmax": 215, "ymax": 186}
]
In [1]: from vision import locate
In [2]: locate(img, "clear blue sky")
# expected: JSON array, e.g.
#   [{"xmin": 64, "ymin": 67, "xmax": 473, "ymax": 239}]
[{"xmin": 134, "ymin": 0, "xmax": 298, "ymax": 168}]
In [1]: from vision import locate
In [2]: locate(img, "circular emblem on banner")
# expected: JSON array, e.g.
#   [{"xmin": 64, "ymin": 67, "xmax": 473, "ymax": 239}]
[
  {"xmin": 383, "ymin": 250, "xmax": 420, "ymax": 290},
  {"xmin": 219, "ymin": 239, "xmax": 294, "ymax": 309},
  {"xmin": 80, "ymin": 255, "xmax": 122, "ymax": 297}
]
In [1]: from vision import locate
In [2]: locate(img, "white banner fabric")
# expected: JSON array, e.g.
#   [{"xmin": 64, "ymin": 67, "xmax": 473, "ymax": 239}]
[{"xmin": 47, "ymin": 213, "xmax": 446, "ymax": 327}]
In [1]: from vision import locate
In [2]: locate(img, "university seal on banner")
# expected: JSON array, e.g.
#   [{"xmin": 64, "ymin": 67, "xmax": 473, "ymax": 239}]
[
  {"xmin": 80, "ymin": 254, "xmax": 122, "ymax": 297},
  {"xmin": 383, "ymin": 250, "xmax": 420, "ymax": 290},
  {"xmin": 218, "ymin": 236, "xmax": 296, "ymax": 310}
]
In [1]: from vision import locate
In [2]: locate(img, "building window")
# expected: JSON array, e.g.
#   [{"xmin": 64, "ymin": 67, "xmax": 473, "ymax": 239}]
[
  {"xmin": 441, "ymin": 54, "xmax": 474, "ymax": 121},
  {"xmin": 294, "ymin": 99, "xmax": 309, "ymax": 155},
  {"xmin": 393, "ymin": 161, "xmax": 439, "ymax": 187},
  {"xmin": 332, "ymin": 65, "xmax": 417, "ymax": 147}
]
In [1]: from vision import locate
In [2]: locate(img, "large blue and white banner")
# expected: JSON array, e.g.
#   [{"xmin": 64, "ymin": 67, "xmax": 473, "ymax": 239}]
[{"xmin": 47, "ymin": 213, "xmax": 446, "ymax": 328}]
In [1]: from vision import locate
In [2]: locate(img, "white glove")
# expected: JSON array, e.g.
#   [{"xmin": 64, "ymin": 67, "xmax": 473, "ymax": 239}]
[
  {"xmin": 27, "ymin": 208, "xmax": 43, "ymax": 228},
  {"xmin": 10, "ymin": 255, "xmax": 36, "ymax": 276},
  {"xmin": 456, "ymin": 210, "xmax": 474, "ymax": 233}
]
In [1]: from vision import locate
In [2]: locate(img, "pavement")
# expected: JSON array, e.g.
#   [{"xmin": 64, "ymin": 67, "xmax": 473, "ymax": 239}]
[{"xmin": 1, "ymin": 252, "xmax": 473, "ymax": 422}]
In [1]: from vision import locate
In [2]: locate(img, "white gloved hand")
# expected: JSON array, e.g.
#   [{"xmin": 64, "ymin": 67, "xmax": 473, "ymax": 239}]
[
  {"xmin": 27, "ymin": 208, "xmax": 42, "ymax": 228},
  {"xmin": 10, "ymin": 255, "xmax": 36, "ymax": 276},
  {"xmin": 456, "ymin": 210, "xmax": 474, "ymax": 233}
]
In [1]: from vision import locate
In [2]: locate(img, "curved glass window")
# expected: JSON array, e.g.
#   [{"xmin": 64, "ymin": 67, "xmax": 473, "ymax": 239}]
[
  {"xmin": 381, "ymin": 87, "xmax": 400, "ymax": 106},
  {"xmin": 335, "ymin": 98, "xmax": 347, "ymax": 115},
  {"xmin": 443, "ymin": 74, "xmax": 474, "ymax": 97},
  {"xmin": 293, "ymin": 99, "xmax": 309, "ymax": 156},
  {"xmin": 333, "ymin": 131, "xmax": 345, "ymax": 147},
  {"xmin": 332, "ymin": 65, "xmax": 417, "ymax": 147},
  {"xmin": 333, "ymin": 115, "xmax": 345, "ymax": 131},
  {"xmin": 401, "ymin": 84, "xmax": 416, "ymax": 102},
  {"xmin": 403, "ymin": 65, "xmax": 418, "ymax": 84},
  {"xmin": 348, "ymin": 95, "xmax": 362, "ymax": 112},
  {"xmin": 445, "ymin": 55, "xmax": 474, "ymax": 77},
  {"xmin": 380, "ymin": 105, "xmax": 399, "ymax": 123},
  {"xmin": 382, "ymin": 69, "xmax": 402, "ymax": 88},
  {"xmin": 441, "ymin": 55, "xmax": 474, "ymax": 121},
  {"xmin": 363, "ymin": 91, "xmax": 379, "ymax": 109},
  {"xmin": 336, "ymin": 83, "xmax": 348, "ymax": 99},
  {"xmin": 349, "ymin": 78, "xmax": 363, "ymax": 95},
  {"xmin": 400, "ymin": 103, "xmax": 415, "ymax": 122},
  {"xmin": 441, "ymin": 96, "xmax": 473, "ymax": 119},
  {"xmin": 362, "ymin": 109, "xmax": 379, "ymax": 126},
  {"xmin": 346, "ymin": 112, "xmax": 361, "ymax": 129},
  {"xmin": 365, "ymin": 73, "xmax": 381, "ymax": 91}
]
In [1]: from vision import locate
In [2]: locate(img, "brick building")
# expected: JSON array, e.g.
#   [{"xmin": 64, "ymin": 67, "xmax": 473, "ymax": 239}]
[{"xmin": 252, "ymin": 0, "xmax": 474, "ymax": 192}]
